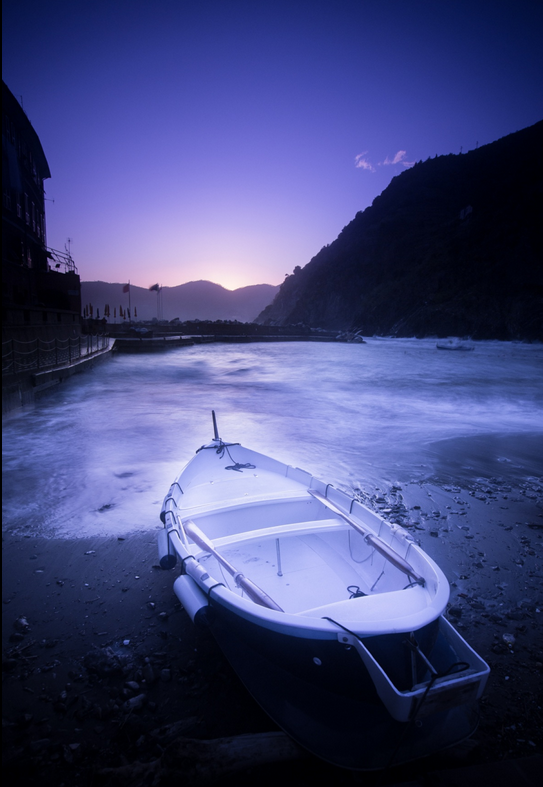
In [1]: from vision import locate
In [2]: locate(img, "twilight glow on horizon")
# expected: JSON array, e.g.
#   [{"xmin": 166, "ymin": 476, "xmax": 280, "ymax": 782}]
[{"xmin": 2, "ymin": 0, "xmax": 542, "ymax": 291}]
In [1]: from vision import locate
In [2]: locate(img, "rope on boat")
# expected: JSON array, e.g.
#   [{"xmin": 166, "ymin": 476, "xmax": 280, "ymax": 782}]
[
  {"xmin": 347, "ymin": 585, "xmax": 367, "ymax": 598},
  {"xmin": 196, "ymin": 439, "xmax": 256, "ymax": 472},
  {"xmin": 206, "ymin": 582, "xmax": 227, "ymax": 601},
  {"xmin": 225, "ymin": 462, "xmax": 256, "ymax": 472},
  {"xmin": 180, "ymin": 554, "xmax": 197, "ymax": 571},
  {"xmin": 196, "ymin": 440, "xmax": 240, "ymax": 454},
  {"xmin": 383, "ymin": 650, "xmax": 471, "ymax": 769},
  {"xmin": 163, "ymin": 481, "xmax": 184, "ymax": 509},
  {"xmin": 323, "ymin": 615, "xmax": 470, "ymax": 701}
]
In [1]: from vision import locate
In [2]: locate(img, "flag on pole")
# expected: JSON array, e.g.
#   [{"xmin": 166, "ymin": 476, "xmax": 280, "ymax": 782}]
[
  {"xmin": 149, "ymin": 283, "xmax": 160, "ymax": 292},
  {"xmin": 123, "ymin": 283, "xmax": 130, "ymax": 293}
]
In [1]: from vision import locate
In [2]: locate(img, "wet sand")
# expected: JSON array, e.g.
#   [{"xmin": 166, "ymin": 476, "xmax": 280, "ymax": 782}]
[{"xmin": 2, "ymin": 475, "xmax": 542, "ymax": 786}]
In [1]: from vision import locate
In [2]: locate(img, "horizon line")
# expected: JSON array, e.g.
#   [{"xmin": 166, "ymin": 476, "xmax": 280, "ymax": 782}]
[{"xmin": 80, "ymin": 278, "xmax": 281, "ymax": 292}]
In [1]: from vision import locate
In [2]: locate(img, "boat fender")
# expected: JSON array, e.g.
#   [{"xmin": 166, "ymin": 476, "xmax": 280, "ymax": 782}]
[
  {"xmin": 173, "ymin": 575, "xmax": 210, "ymax": 627},
  {"xmin": 157, "ymin": 528, "xmax": 177, "ymax": 569}
]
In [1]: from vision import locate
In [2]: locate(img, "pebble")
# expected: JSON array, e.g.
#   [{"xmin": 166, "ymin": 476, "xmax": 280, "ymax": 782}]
[
  {"xmin": 29, "ymin": 738, "xmax": 51, "ymax": 752},
  {"xmin": 14, "ymin": 616, "xmax": 30, "ymax": 632},
  {"xmin": 143, "ymin": 663, "xmax": 156, "ymax": 684},
  {"xmin": 124, "ymin": 693, "xmax": 147, "ymax": 710},
  {"xmin": 448, "ymin": 606, "xmax": 463, "ymax": 618}
]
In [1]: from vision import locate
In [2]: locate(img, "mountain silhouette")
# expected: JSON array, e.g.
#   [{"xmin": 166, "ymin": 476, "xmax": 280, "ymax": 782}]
[
  {"xmin": 257, "ymin": 121, "xmax": 543, "ymax": 341},
  {"xmin": 81, "ymin": 280, "xmax": 279, "ymax": 323}
]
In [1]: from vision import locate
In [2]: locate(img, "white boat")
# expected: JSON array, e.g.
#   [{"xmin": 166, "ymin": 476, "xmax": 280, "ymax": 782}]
[{"xmin": 158, "ymin": 412, "xmax": 489, "ymax": 770}]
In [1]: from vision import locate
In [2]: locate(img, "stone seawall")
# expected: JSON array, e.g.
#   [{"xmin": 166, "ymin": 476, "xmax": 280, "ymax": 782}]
[{"xmin": 2, "ymin": 343, "xmax": 113, "ymax": 417}]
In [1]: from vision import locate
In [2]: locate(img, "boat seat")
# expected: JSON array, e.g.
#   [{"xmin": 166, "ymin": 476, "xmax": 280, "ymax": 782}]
[
  {"xmin": 297, "ymin": 584, "xmax": 430, "ymax": 625},
  {"xmin": 178, "ymin": 489, "xmax": 311, "ymax": 519},
  {"xmin": 195, "ymin": 518, "xmax": 346, "ymax": 549}
]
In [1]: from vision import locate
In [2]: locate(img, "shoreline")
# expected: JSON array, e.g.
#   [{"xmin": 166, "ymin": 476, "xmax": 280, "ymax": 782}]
[{"xmin": 2, "ymin": 472, "xmax": 542, "ymax": 785}]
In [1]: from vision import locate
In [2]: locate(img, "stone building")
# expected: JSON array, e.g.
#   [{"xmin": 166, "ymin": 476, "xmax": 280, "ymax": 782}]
[{"xmin": 2, "ymin": 80, "xmax": 81, "ymax": 342}]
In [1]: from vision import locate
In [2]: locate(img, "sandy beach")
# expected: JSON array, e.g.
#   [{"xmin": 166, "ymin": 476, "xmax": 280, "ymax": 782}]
[{"xmin": 2, "ymin": 473, "xmax": 542, "ymax": 786}]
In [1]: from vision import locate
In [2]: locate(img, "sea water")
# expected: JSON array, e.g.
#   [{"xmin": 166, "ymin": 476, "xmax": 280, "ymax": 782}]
[{"xmin": 2, "ymin": 338, "xmax": 542, "ymax": 538}]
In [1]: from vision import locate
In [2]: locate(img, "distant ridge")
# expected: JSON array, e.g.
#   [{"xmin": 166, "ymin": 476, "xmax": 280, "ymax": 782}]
[
  {"xmin": 257, "ymin": 121, "xmax": 543, "ymax": 341},
  {"xmin": 81, "ymin": 280, "xmax": 279, "ymax": 323}
]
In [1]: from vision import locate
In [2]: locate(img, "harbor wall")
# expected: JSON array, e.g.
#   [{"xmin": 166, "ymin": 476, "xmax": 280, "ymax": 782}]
[{"xmin": 2, "ymin": 341, "xmax": 113, "ymax": 417}]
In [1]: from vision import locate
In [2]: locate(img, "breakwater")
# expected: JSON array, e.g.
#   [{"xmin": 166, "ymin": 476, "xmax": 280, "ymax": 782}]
[
  {"xmin": 106, "ymin": 319, "xmax": 354, "ymax": 352},
  {"xmin": 112, "ymin": 332, "xmax": 341, "ymax": 352}
]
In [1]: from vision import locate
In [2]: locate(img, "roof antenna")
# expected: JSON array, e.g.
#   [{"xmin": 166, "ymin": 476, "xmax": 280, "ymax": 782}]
[{"xmin": 212, "ymin": 410, "xmax": 220, "ymax": 440}]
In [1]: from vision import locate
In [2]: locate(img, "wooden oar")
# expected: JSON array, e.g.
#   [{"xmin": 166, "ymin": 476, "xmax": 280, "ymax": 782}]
[
  {"xmin": 307, "ymin": 489, "xmax": 425, "ymax": 586},
  {"xmin": 184, "ymin": 520, "xmax": 284, "ymax": 612}
]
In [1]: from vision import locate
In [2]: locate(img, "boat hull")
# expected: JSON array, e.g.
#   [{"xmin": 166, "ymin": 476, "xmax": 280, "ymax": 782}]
[{"xmin": 200, "ymin": 598, "xmax": 479, "ymax": 770}]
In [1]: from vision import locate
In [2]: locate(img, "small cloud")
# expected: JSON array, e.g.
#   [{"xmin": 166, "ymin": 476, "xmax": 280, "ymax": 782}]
[
  {"xmin": 383, "ymin": 150, "xmax": 407, "ymax": 165},
  {"xmin": 355, "ymin": 152, "xmax": 376, "ymax": 172},
  {"xmin": 383, "ymin": 150, "xmax": 415, "ymax": 168}
]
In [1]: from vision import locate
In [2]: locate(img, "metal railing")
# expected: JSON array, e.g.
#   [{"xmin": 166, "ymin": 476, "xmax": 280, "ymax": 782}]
[
  {"xmin": 2, "ymin": 334, "xmax": 110, "ymax": 376},
  {"xmin": 46, "ymin": 245, "xmax": 78, "ymax": 274}
]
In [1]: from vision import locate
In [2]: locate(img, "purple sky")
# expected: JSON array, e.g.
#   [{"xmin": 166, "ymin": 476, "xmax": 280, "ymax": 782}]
[{"xmin": 3, "ymin": 0, "xmax": 542, "ymax": 290}]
